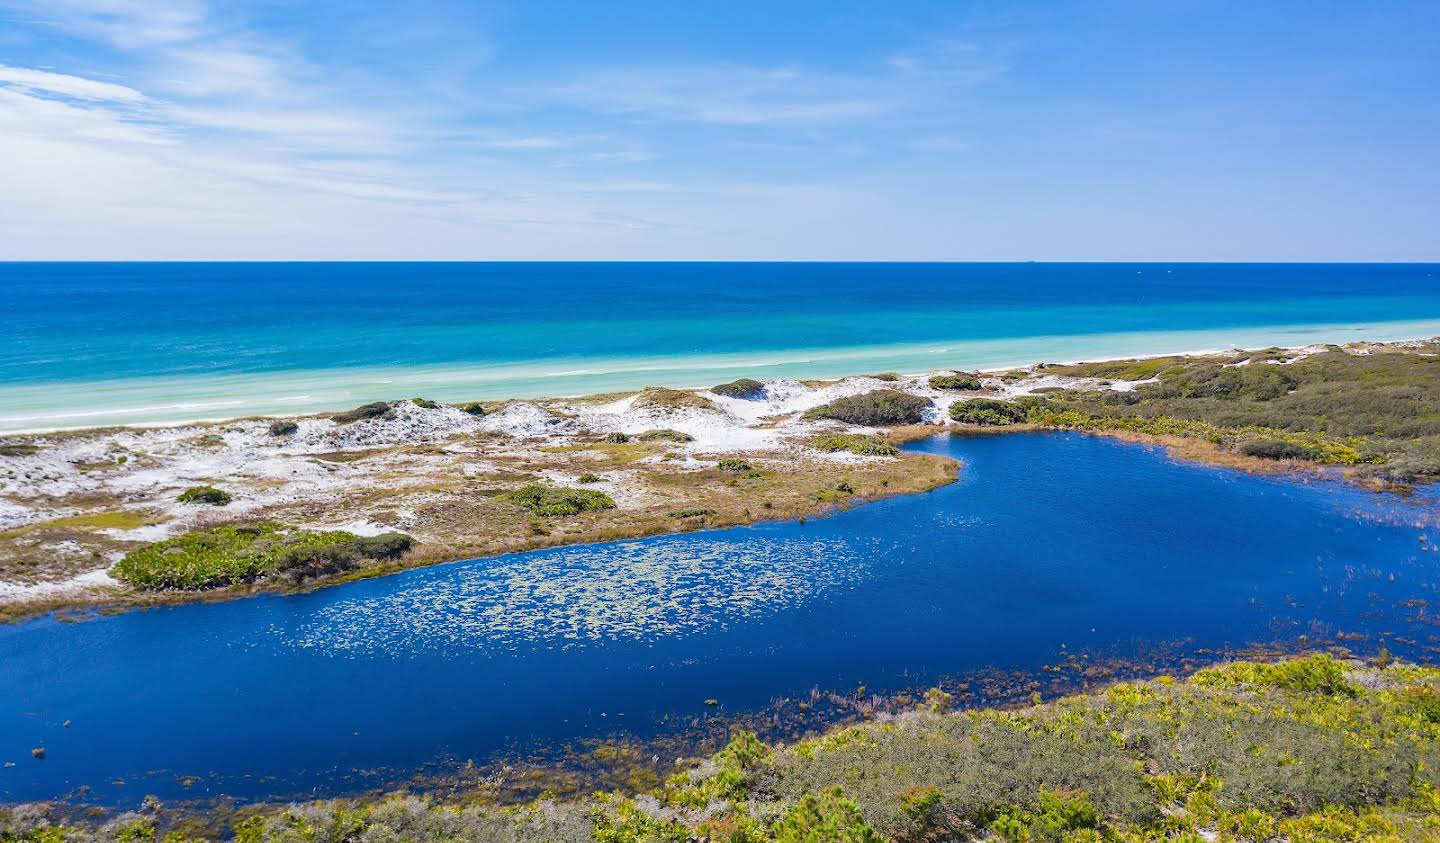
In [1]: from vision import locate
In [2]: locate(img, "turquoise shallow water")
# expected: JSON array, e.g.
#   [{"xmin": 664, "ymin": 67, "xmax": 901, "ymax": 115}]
[{"xmin": 3, "ymin": 262, "xmax": 1439, "ymax": 432}]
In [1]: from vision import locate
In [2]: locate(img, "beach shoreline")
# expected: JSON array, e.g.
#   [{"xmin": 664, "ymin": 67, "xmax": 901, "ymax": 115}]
[
  {"xmin": 2, "ymin": 333, "xmax": 1435, "ymax": 622},
  {"xmin": 7, "ymin": 316, "xmax": 1440, "ymax": 435}
]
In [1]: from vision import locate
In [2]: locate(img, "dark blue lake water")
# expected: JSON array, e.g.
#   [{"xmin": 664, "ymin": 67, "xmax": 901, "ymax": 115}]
[{"xmin": 4, "ymin": 432, "xmax": 1439, "ymax": 806}]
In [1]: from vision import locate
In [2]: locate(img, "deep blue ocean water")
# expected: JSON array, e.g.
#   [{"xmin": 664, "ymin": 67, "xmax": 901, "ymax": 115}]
[
  {"xmin": 4, "ymin": 432, "xmax": 1438, "ymax": 806},
  {"xmin": 3, "ymin": 262, "xmax": 1440, "ymax": 432}
]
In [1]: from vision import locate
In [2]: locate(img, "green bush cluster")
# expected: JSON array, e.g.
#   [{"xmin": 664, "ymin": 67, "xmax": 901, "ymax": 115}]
[
  {"xmin": 928, "ymin": 372, "xmax": 982, "ymax": 391},
  {"xmin": 330, "ymin": 401, "xmax": 394, "ymax": 424},
  {"xmin": 603, "ymin": 432, "xmax": 631, "ymax": 443},
  {"xmin": 577, "ymin": 473, "xmax": 603, "ymax": 484},
  {"xmin": 506, "ymin": 484, "xmax": 617, "ymax": 517},
  {"xmin": 111, "ymin": 523, "xmax": 412, "ymax": 590},
  {"xmin": 410, "ymin": 397, "xmax": 439, "ymax": 409},
  {"xmin": 457, "ymin": 402, "xmax": 487, "ymax": 416},
  {"xmin": 717, "ymin": 458, "xmax": 752, "ymax": 472},
  {"xmin": 635, "ymin": 429, "xmax": 694, "ymax": 442},
  {"xmin": 950, "ymin": 398, "xmax": 1029, "ymax": 426},
  {"xmin": 711, "ymin": 378, "xmax": 766, "ymax": 399},
  {"xmin": 668, "ymin": 508, "xmax": 714, "ymax": 519},
  {"xmin": 176, "ymin": 485, "xmax": 232, "ymax": 506},
  {"xmin": 803, "ymin": 389, "xmax": 932, "ymax": 426},
  {"xmin": 810, "ymin": 433, "xmax": 898, "ymax": 456}
]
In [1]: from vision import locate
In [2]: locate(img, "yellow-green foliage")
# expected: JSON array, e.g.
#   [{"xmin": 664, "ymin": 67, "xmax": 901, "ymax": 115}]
[
  {"xmin": 112, "ymin": 522, "xmax": 360, "ymax": 590},
  {"xmin": 506, "ymin": 484, "xmax": 617, "ymax": 517},
  {"xmin": 1042, "ymin": 356, "xmax": 1196, "ymax": 381},
  {"xmin": 1028, "ymin": 408, "xmax": 1373, "ymax": 465},
  {"xmin": 810, "ymin": 433, "xmax": 898, "ymax": 456}
]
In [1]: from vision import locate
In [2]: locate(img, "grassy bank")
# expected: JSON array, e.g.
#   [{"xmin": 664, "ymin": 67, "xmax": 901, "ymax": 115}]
[
  {"xmin": 6, "ymin": 654, "xmax": 1437, "ymax": 841},
  {"xmin": 960, "ymin": 343, "xmax": 1440, "ymax": 489}
]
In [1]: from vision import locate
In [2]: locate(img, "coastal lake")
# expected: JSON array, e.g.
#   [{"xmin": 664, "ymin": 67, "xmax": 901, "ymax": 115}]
[{"xmin": 5, "ymin": 431, "xmax": 1440, "ymax": 806}]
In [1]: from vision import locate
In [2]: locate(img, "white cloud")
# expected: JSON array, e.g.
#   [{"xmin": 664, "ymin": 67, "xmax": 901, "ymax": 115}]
[
  {"xmin": 1, "ymin": 0, "xmax": 207, "ymax": 47},
  {"xmin": 0, "ymin": 64, "xmax": 145, "ymax": 102},
  {"xmin": 551, "ymin": 66, "xmax": 892, "ymax": 125}
]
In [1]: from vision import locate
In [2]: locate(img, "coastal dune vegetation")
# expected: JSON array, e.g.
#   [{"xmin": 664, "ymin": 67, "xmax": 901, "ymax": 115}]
[
  {"xmin": 111, "ymin": 523, "xmax": 413, "ymax": 590},
  {"xmin": 980, "ymin": 343, "xmax": 1440, "ymax": 485},
  {"xmin": 804, "ymin": 390, "xmax": 932, "ymax": 426},
  {"xmin": 4, "ymin": 338, "xmax": 1439, "ymax": 620},
  {"xmin": 6, "ymin": 654, "xmax": 1439, "ymax": 842}
]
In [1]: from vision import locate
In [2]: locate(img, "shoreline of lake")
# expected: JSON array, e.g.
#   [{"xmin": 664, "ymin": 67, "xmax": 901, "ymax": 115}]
[{"xmin": 4, "ymin": 334, "xmax": 1438, "ymax": 623}]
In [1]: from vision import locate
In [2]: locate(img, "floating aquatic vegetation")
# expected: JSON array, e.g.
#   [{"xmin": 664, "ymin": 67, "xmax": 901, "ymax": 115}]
[{"xmin": 281, "ymin": 534, "xmax": 871, "ymax": 657}]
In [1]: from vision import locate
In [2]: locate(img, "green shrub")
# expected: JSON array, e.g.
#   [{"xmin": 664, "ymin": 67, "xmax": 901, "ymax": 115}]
[
  {"xmin": 331, "ymin": 401, "xmax": 394, "ymax": 424},
  {"xmin": 633, "ymin": 387, "xmax": 720, "ymax": 413},
  {"xmin": 668, "ymin": 508, "xmax": 714, "ymax": 519},
  {"xmin": 773, "ymin": 787, "xmax": 884, "ymax": 843},
  {"xmin": 113, "ymin": 522, "xmax": 358, "ymax": 589},
  {"xmin": 176, "ymin": 485, "xmax": 231, "ymax": 506},
  {"xmin": 810, "ymin": 433, "xmax": 898, "ymax": 456},
  {"xmin": 273, "ymin": 542, "xmax": 364, "ymax": 582},
  {"xmin": 717, "ymin": 458, "xmax": 751, "ymax": 472},
  {"xmin": 457, "ymin": 402, "xmax": 487, "ymax": 416},
  {"xmin": 711, "ymin": 378, "xmax": 766, "ymax": 399},
  {"xmin": 804, "ymin": 390, "xmax": 932, "ymax": 426},
  {"xmin": 1193, "ymin": 653, "xmax": 1357, "ymax": 696},
  {"xmin": 604, "ymin": 432, "xmax": 631, "ymax": 443},
  {"xmin": 506, "ymin": 484, "xmax": 617, "ymax": 517},
  {"xmin": 636, "ymin": 429, "xmax": 694, "ymax": 442},
  {"xmin": 113, "ymin": 524, "xmax": 413, "ymax": 590},
  {"xmin": 577, "ymin": 473, "xmax": 603, "ymax": 484},
  {"xmin": 410, "ymin": 397, "xmax": 439, "ymax": 409},
  {"xmin": 929, "ymin": 373, "xmax": 983, "ymax": 391},
  {"xmin": 867, "ymin": 372, "xmax": 901, "ymax": 382},
  {"xmin": 951, "ymin": 398, "xmax": 1029, "ymax": 426},
  {"xmin": 1238, "ymin": 438, "xmax": 1320, "ymax": 460},
  {"xmin": 267, "ymin": 419, "xmax": 298, "ymax": 436},
  {"xmin": 354, "ymin": 532, "xmax": 413, "ymax": 559}
]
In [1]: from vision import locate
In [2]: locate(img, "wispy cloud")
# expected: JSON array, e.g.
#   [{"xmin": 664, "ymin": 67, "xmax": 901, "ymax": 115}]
[
  {"xmin": 3, "ymin": 0, "xmax": 208, "ymax": 48},
  {"xmin": 0, "ymin": 1, "xmax": 1020, "ymax": 258},
  {"xmin": 0, "ymin": 64, "xmax": 145, "ymax": 102},
  {"xmin": 550, "ymin": 65, "xmax": 892, "ymax": 125}
]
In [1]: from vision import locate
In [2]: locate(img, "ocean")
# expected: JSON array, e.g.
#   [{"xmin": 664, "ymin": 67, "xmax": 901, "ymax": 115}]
[{"xmin": 3, "ymin": 262, "xmax": 1439, "ymax": 433}]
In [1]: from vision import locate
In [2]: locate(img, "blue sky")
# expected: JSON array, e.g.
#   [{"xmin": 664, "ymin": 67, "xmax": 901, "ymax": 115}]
[{"xmin": 0, "ymin": 1, "xmax": 1436, "ymax": 260}]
